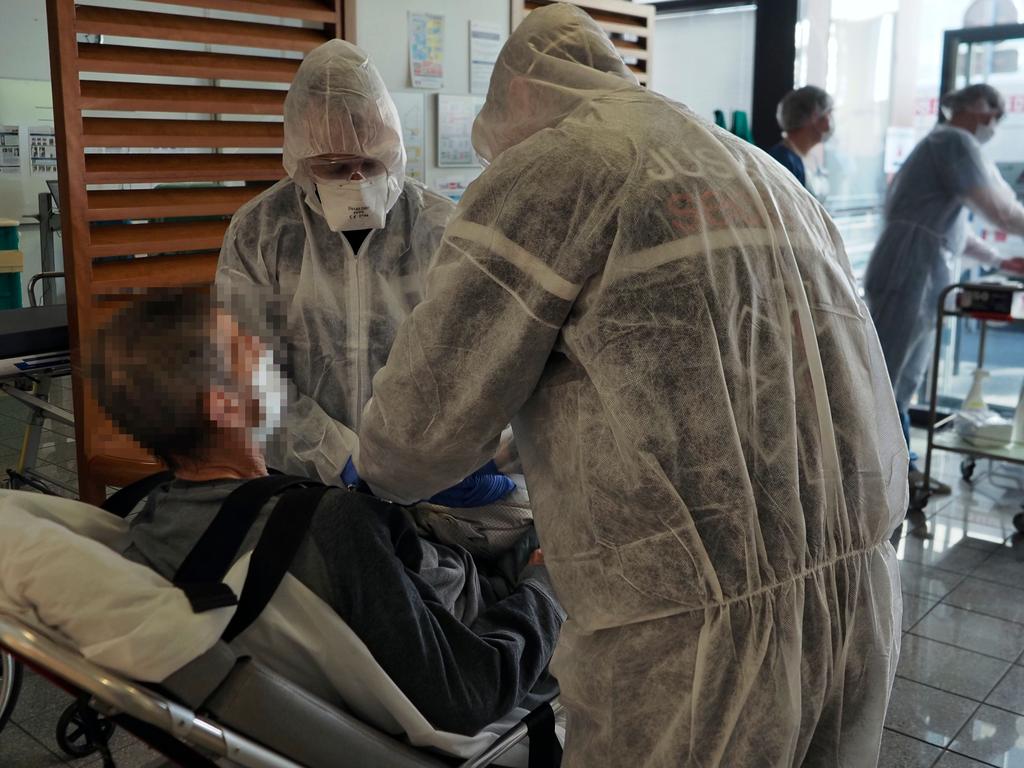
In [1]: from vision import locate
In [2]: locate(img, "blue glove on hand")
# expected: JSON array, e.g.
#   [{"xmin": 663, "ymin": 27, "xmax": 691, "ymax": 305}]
[
  {"xmin": 341, "ymin": 456, "xmax": 370, "ymax": 493},
  {"xmin": 427, "ymin": 460, "xmax": 516, "ymax": 508},
  {"xmin": 342, "ymin": 458, "xmax": 515, "ymax": 507}
]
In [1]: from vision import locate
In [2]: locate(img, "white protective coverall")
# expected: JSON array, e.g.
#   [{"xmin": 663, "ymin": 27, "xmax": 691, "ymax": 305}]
[
  {"xmin": 863, "ymin": 123, "xmax": 1024, "ymax": 412},
  {"xmin": 355, "ymin": 4, "xmax": 906, "ymax": 766},
  {"xmin": 216, "ymin": 40, "xmax": 454, "ymax": 483}
]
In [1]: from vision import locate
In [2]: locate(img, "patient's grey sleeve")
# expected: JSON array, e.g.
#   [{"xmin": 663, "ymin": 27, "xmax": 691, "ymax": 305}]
[{"xmin": 303, "ymin": 496, "xmax": 562, "ymax": 736}]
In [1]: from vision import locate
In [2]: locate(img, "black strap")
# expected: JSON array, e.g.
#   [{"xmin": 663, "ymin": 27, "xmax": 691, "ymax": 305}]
[
  {"xmin": 221, "ymin": 485, "xmax": 332, "ymax": 642},
  {"xmin": 100, "ymin": 471, "xmax": 175, "ymax": 518},
  {"xmin": 173, "ymin": 475, "xmax": 317, "ymax": 613},
  {"xmin": 524, "ymin": 702, "xmax": 562, "ymax": 768}
]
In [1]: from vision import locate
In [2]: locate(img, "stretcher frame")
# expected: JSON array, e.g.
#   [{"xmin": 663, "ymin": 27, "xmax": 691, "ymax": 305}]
[
  {"xmin": 0, "ymin": 273, "xmax": 74, "ymax": 497},
  {"xmin": 0, "ymin": 615, "xmax": 558, "ymax": 768}
]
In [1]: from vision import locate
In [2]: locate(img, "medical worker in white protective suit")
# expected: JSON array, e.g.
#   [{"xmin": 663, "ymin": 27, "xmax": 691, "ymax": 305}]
[
  {"xmin": 216, "ymin": 40, "xmax": 462, "ymax": 485},
  {"xmin": 353, "ymin": 4, "xmax": 906, "ymax": 765},
  {"xmin": 864, "ymin": 83, "xmax": 1024, "ymax": 491}
]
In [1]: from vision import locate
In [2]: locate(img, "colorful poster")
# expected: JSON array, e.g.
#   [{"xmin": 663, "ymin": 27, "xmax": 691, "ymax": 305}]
[
  {"xmin": 434, "ymin": 177, "xmax": 470, "ymax": 203},
  {"xmin": 391, "ymin": 92, "xmax": 427, "ymax": 183},
  {"xmin": 29, "ymin": 127, "xmax": 56, "ymax": 177},
  {"xmin": 0, "ymin": 126, "xmax": 20, "ymax": 176},
  {"xmin": 409, "ymin": 12, "xmax": 445, "ymax": 89},
  {"xmin": 470, "ymin": 21, "xmax": 503, "ymax": 95},
  {"xmin": 437, "ymin": 94, "xmax": 485, "ymax": 167}
]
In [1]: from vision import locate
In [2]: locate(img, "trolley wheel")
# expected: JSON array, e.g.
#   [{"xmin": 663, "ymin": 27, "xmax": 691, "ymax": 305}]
[
  {"xmin": 56, "ymin": 701, "xmax": 114, "ymax": 758},
  {"xmin": 1014, "ymin": 512, "xmax": 1024, "ymax": 536},
  {"xmin": 960, "ymin": 458, "xmax": 976, "ymax": 482},
  {"xmin": 0, "ymin": 651, "xmax": 23, "ymax": 735}
]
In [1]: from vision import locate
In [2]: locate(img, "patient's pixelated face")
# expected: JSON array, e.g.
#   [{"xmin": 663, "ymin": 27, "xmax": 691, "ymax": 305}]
[{"xmin": 89, "ymin": 290, "xmax": 286, "ymax": 468}]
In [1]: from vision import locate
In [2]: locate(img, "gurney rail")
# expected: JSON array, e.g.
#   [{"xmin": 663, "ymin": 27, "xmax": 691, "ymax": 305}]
[
  {"xmin": 0, "ymin": 616, "xmax": 302, "ymax": 768},
  {"xmin": 0, "ymin": 614, "xmax": 561, "ymax": 767}
]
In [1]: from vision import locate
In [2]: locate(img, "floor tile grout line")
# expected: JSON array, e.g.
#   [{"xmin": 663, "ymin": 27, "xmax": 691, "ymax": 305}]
[
  {"xmin": 943, "ymin": 697, "xmax": 987, "ymax": 765},
  {"xmin": 958, "ymin": 572, "xmax": 1024, "ymax": 591},
  {"xmin": 885, "ymin": 722, "xmax": 961, "ymax": 753},
  {"xmin": 944, "ymin": 658, "xmax": 1024, "ymax": 766},
  {"xmin": 902, "ymin": 572, "xmax": 972, "ymax": 632},
  {"xmin": 893, "ymin": 673, "xmax": 991, "ymax": 708},
  {"xmin": 905, "ymin": 598, "xmax": 945, "ymax": 634},
  {"xmin": 939, "ymin": 746, "xmax": 1003, "ymax": 768},
  {"xmin": 936, "ymin": 598, "xmax": 1024, "ymax": 628},
  {"xmin": 904, "ymin": 630, "xmax": 1022, "ymax": 664},
  {"xmin": 6, "ymin": 717, "xmax": 69, "ymax": 762}
]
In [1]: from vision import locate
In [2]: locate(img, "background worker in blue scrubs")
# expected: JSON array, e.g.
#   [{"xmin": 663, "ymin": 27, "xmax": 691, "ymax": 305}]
[{"xmin": 768, "ymin": 85, "xmax": 834, "ymax": 200}]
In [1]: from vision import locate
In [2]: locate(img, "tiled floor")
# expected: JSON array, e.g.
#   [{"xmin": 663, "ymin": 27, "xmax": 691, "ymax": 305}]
[
  {"xmin": 1, "ymin": 382, "xmax": 1023, "ymax": 767},
  {"xmin": 884, "ymin": 434, "xmax": 1024, "ymax": 768}
]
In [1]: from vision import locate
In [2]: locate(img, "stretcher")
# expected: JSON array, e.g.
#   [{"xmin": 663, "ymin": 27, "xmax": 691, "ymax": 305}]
[
  {"xmin": 0, "ymin": 272, "xmax": 74, "ymax": 495},
  {"xmin": 0, "ymin": 488, "xmax": 563, "ymax": 767},
  {"xmin": 0, "ymin": 615, "xmax": 560, "ymax": 768}
]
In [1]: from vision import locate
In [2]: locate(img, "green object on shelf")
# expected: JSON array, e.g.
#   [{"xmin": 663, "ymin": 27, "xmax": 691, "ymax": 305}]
[
  {"xmin": 0, "ymin": 220, "xmax": 23, "ymax": 309},
  {"xmin": 0, "ymin": 273, "xmax": 22, "ymax": 310},
  {"xmin": 0, "ymin": 219, "xmax": 18, "ymax": 250},
  {"xmin": 730, "ymin": 110, "xmax": 753, "ymax": 143},
  {"xmin": 713, "ymin": 110, "xmax": 727, "ymax": 129}
]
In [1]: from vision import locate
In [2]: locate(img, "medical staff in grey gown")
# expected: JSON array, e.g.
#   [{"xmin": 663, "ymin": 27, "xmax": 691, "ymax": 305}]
[
  {"xmin": 216, "ymin": 40, "xmax": 454, "ymax": 484},
  {"xmin": 354, "ymin": 4, "xmax": 907, "ymax": 765},
  {"xmin": 864, "ymin": 83, "xmax": 1024, "ymax": 491}
]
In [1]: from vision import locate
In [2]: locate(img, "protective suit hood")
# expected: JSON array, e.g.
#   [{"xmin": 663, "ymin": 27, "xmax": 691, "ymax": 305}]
[
  {"xmin": 471, "ymin": 3, "xmax": 637, "ymax": 163},
  {"xmin": 283, "ymin": 39, "xmax": 405, "ymax": 216}
]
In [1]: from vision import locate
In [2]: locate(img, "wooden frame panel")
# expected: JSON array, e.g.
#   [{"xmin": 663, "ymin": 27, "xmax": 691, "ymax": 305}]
[{"xmin": 46, "ymin": 0, "xmax": 344, "ymax": 503}]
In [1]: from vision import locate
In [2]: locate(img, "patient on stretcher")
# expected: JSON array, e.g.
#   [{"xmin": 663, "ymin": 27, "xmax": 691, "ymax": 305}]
[{"xmin": 86, "ymin": 289, "xmax": 564, "ymax": 737}]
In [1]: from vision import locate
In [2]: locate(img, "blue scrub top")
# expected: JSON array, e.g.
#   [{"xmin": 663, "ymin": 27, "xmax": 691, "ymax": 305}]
[{"xmin": 768, "ymin": 142, "xmax": 806, "ymax": 187}]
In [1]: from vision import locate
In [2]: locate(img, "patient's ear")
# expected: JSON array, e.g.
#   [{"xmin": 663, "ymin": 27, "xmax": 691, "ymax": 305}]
[{"xmin": 207, "ymin": 386, "xmax": 247, "ymax": 431}]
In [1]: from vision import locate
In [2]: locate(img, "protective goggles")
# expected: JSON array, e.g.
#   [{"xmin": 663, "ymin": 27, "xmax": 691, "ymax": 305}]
[{"xmin": 306, "ymin": 155, "xmax": 387, "ymax": 182}]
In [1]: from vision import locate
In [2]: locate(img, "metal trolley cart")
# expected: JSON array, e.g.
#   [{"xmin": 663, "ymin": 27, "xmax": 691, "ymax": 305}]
[{"xmin": 912, "ymin": 281, "xmax": 1024, "ymax": 518}]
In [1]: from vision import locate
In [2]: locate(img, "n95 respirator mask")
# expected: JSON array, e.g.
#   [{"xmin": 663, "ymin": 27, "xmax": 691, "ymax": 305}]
[{"xmin": 316, "ymin": 175, "xmax": 390, "ymax": 231}]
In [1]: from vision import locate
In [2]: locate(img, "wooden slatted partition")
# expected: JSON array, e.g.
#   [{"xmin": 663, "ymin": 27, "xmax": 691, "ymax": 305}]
[
  {"xmin": 512, "ymin": 0, "xmax": 654, "ymax": 86},
  {"xmin": 46, "ymin": 0, "xmax": 343, "ymax": 504}
]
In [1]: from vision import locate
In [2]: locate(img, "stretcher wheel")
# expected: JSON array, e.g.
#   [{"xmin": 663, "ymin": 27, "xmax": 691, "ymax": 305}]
[
  {"xmin": 960, "ymin": 458, "xmax": 976, "ymax": 481},
  {"xmin": 0, "ymin": 651, "xmax": 23, "ymax": 735},
  {"xmin": 56, "ymin": 701, "xmax": 115, "ymax": 757}
]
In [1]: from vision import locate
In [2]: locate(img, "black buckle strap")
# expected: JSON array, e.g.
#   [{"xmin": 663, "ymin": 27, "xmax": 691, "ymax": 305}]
[
  {"xmin": 100, "ymin": 471, "xmax": 175, "ymax": 519},
  {"xmin": 524, "ymin": 702, "xmax": 562, "ymax": 768},
  {"xmin": 222, "ymin": 484, "xmax": 331, "ymax": 642},
  {"xmin": 173, "ymin": 475, "xmax": 317, "ymax": 613},
  {"xmin": 177, "ymin": 582, "xmax": 238, "ymax": 614}
]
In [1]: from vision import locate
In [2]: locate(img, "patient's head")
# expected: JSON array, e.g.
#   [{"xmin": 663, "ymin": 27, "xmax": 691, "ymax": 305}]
[{"xmin": 89, "ymin": 289, "xmax": 284, "ymax": 476}]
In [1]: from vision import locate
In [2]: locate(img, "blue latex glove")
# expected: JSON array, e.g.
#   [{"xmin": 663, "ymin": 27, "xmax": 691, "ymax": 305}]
[
  {"xmin": 427, "ymin": 460, "xmax": 516, "ymax": 507},
  {"xmin": 341, "ymin": 456, "xmax": 364, "ymax": 490},
  {"xmin": 341, "ymin": 457, "xmax": 515, "ymax": 507}
]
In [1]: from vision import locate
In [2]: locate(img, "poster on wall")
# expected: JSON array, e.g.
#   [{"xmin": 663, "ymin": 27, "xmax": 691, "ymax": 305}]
[
  {"xmin": 29, "ymin": 127, "xmax": 57, "ymax": 177},
  {"xmin": 409, "ymin": 12, "xmax": 445, "ymax": 89},
  {"xmin": 469, "ymin": 21, "xmax": 503, "ymax": 95},
  {"xmin": 391, "ymin": 91, "xmax": 427, "ymax": 183},
  {"xmin": 0, "ymin": 126, "xmax": 19, "ymax": 176},
  {"xmin": 437, "ymin": 94, "xmax": 485, "ymax": 167},
  {"xmin": 434, "ymin": 177, "xmax": 470, "ymax": 203}
]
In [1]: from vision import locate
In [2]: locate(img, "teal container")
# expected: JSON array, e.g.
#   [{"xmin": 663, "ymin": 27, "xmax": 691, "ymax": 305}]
[
  {"xmin": 0, "ymin": 220, "xmax": 17, "ymax": 250},
  {"xmin": 0, "ymin": 273, "xmax": 21, "ymax": 309},
  {"xmin": 0, "ymin": 219, "xmax": 23, "ymax": 309}
]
